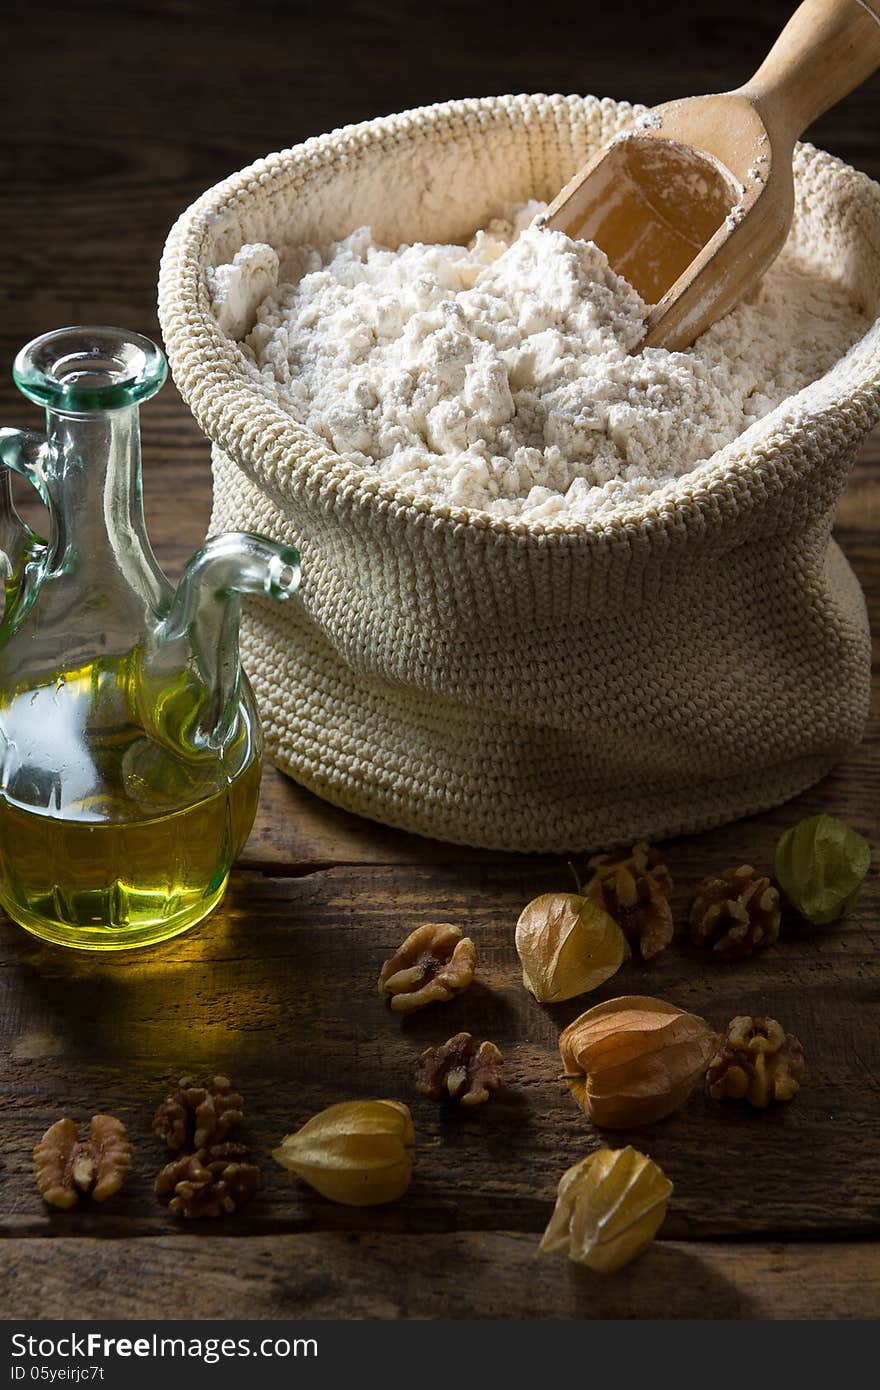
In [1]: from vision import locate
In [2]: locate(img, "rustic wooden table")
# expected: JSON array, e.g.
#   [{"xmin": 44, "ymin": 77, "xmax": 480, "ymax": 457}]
[{"xmin": 0, "ymin": 0, "xmax": 878, "ymax": 1320}]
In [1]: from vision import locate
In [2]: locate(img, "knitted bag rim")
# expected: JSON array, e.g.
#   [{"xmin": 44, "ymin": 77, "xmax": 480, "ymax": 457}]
[{"xmin": 158, "ymin": 92, "xmax": 880, "ymax": 547}]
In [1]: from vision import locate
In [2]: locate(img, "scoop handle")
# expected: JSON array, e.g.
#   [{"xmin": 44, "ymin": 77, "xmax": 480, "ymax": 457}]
[{"xmin": 742, "ymin": 0, "xmax": 880, "ymax": 144}]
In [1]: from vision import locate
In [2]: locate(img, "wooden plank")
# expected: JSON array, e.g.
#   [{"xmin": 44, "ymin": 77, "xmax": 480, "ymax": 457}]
[
  {"xmin": 243, "ymin": 767, "xmax": 511, "ymax": 869},
  {"xmin": 0, "ymin": 1234, "xmax": 876, "ymax": 1320},
  {"xmin": 1, "ymin": 858, "xmax": 877, "ymax": 1240}
]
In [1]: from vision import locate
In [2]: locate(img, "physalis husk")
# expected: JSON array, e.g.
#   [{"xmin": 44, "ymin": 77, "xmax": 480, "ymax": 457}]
[
  {"xmin": 559, "ymin": 995, "xmax": 718, "ymax": 1126},
  {"xmin": 775, "ymin": 814, "xmax": 870, "ymax": 926},
  {"xmin": 540, "ymin": 1146, "xmax": 672, "ymax": 1273},
  {"xmin": 272, "ymin": 1099, "xmax": 414, "ymax": 1206},
  {"xmin": 515, "ymin": 892, "xmax": 625, "ymax": 1003}
]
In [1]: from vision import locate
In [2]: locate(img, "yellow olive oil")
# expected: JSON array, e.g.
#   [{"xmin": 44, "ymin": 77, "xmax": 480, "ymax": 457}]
[
  {"xmin": 0, "ymin": 759, "xmax": 260, "ymax": 950},
  {"xmin": 0, "ymin": 657, "xmax": 262, "ymax": 950}
]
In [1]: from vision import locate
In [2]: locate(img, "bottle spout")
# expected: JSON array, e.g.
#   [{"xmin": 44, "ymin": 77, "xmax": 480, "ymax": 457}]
[
  {"xmin": 149, "ymin": 532, "xmax": 301, "ymax": 749},
  {"xmin": 165, "ymin": 532, "xmax": 301, "ymax": 641}
]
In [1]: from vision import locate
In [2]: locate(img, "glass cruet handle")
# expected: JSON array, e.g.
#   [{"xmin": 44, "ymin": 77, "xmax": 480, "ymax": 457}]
[{"xmin": 0, "ymin": 427, "xmax": 50, "ymax": 627}]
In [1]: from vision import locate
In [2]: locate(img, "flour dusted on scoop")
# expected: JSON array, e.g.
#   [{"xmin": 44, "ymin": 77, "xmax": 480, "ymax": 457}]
[{"xmin": 209, "ymin": 206, "xmax": 869, "ymax": 522}]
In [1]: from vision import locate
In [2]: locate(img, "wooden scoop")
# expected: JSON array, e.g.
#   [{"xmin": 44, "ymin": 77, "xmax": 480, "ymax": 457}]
[{"xmin": 545, "ymin": 0, "xmax": 880, "ymax": 351}]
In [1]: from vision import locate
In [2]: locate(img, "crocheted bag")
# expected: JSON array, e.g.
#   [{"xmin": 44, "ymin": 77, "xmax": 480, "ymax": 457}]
[{"xmin": 158, "ymin": 94, "xmax": 880, "ymax": 852}]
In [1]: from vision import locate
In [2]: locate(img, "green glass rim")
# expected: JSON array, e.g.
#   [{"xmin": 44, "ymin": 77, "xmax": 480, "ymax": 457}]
[{"xmin": 13, "ymin": 326, "xmax": 167, "ymax": 411}]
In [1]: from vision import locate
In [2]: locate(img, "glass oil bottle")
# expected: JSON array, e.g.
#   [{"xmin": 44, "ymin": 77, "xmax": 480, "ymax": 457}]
[{"xmin": 0, "ymin": 327, "xmax": 300, "ymax": 949}]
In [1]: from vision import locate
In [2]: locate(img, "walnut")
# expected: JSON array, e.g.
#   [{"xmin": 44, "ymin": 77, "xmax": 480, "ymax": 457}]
[
  {"xmin": 690, "ymin": 866, "xmax": 781, "ymax": 958},
  {"xmin": 378, "ymin": 923, "xmax": 476, "ymax": 1013},
  {"xmin": 34, "ymin": 1115, "xmax": 132, "ymax": 1209},
  {"xmin": 585, "ymin": 841, "xmax": 674, "ymax": 959},
  {"xmin": 415, "ymin": 1032, "xmax": 503, "ymax": 1106},
  {"xmin": 707, "ymin": 1015, "xmax": 805, "ymax": 1107},
  {"xmin": 153, "ymin": 1074, "xmax": 244, "ymax": 1150},
  {"xmin": 155, "ymin": 1142, "xmax": 261, "ymax": 1219}
]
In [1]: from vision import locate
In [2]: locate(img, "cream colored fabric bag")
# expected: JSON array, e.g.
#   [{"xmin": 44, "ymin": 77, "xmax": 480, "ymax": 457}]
[{"xmin": 158, "ymin": 94, "xmax": 880, "ymax": 852}]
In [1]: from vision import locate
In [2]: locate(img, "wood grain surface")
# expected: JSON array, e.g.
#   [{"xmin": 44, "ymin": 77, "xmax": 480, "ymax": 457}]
[
  {"xmin": 2, "ymin": 1236, "xmax": 877, "ymax": 1320},
  {"xmin": 0, "ymin": 0, "xmax": 878, "ymax": 1321}
]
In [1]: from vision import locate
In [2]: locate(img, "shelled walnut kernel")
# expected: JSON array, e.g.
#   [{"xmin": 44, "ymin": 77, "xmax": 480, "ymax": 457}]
[
  {"xmin": 378, "ymin": 923, "xmax": 476, "ymax": 1013},
  {"xmin": 415, "ymin": 1033, "xmax": 503, "ymax": 1106},
  {"xmin": 585, "ymin": 842, "xmax": 674, "ymax": 959},
  {"xmin": 690, "ymin": 866, "xmax": 780, "ymax": 958},
  {"xmin": 34, "ymin": 1115, "xmax": 132, "ymax": 1210},
  {"xmin": 153, "ymin": 1074, "xmax": 244, "ymax": 1150},
  {"xmin": 155, "ymin": 1142, "xmax": 260, "ymax": 1219},
  {"xmin": 707, "ymin": 1016, "xmax": 805, "ymax": 1107}
]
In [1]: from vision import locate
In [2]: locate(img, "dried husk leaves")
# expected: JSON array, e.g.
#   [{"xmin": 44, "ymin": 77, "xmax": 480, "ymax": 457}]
[
  {"xmin": 515, "ymin": 893, "xmax": 625, "ymax": 1003},
  {"xmin": 775, "ymin": 814, "xmax": 871, "ymax": 925},
  {"xmin": 559, "ymin": 995, "xmax": 719, "ymax": 1127},
  {"xmin": 540, "ymin": 1146, "xmax": 672, "ymax": 1272},
  {"xmin": 272, "ymin": 1100, "xmax": 415, "ymax": 1206}
]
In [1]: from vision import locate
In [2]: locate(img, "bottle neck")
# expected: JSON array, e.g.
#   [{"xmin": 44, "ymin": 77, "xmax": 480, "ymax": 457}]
[{"xmin": 43, "ymin": 404, "xmax": 166, "ymax": 607}]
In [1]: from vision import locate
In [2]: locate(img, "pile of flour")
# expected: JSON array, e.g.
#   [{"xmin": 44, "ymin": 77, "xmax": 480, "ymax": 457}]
[{"xmin": 208, "ymin": 204, "xmax": 869, "ymax": 523}]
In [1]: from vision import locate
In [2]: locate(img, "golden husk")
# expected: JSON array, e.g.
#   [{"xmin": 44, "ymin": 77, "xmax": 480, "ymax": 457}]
[
  {"xmin": 272, "ymin": 1099, "xmax": 415, "ymax": 1206},
  {"xmin": 559, "ymin": 995, "xmax": 718, "ymax": 1127},
  {"xmin": 540, "ymin": 1146, "xmax": 672, "ymax": 1272},
  {"xmin": 515, "ymin": 893, "xmax": 625, "ymax": 1003}
]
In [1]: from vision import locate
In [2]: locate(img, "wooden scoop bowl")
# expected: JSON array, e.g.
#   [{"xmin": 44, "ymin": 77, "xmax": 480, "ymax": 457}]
[{"xmin": 545, "ymin": 0, "xmax": 880, "ymax": 351}]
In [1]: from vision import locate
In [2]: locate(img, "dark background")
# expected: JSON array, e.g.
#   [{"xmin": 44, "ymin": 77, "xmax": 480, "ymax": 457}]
[
  {"xmin": 2, "ymin": 0, "xmax": 877, "ymax": 340},
  {"xmin": 0, "ymin": 0, "xmax": 877, "ymax": 552}
]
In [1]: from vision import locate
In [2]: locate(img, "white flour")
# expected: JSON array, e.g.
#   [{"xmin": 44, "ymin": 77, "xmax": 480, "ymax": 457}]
[{"xmin": 209, "ymin": 206, "xmax": 869, "ymax": 523}]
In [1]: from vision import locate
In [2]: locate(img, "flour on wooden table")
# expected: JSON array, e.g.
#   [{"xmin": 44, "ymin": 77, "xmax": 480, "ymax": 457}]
[{"xmin": 208, "ymin": 205, "xmax": 869, "ymax": 523}]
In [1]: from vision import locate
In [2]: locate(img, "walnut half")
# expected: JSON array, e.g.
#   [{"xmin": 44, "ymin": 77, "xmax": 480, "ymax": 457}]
[
  {"xmin": 155, "ymin": 1142, "xmax": 261, "ymax": 1219},
  {"xmin": 586, "ymin": 842, "xmax": 674, "ymax": 959},
  {"xmin": 415, "ymin": 1033, "xmax": 503, "ymax": 1106},
  {"xmin": 34, "ymin": 1115, "xmax": 133, "ymax": 1209},
  {"xmin": 707, "ymin": 1015, "xmax": 805, "ymax": 1106},
  {"xmin": 378, "ymin": 923, "xmax": 476, "ymax": 1013},
  {"xmin": 690, "ymin": 866, "xmax": 780, "ymax": 959},
  {"xmin": 153, "ymin": 1074, "xmax": 244, "ymax": 1150}
]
